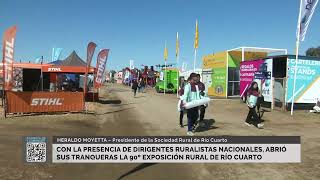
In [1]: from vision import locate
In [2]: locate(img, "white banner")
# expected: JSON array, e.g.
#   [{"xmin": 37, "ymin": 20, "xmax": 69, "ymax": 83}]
[
  {"xmin": 297, "ymin": 0, "xmax": 319, "ymax": 41},
  {"xmin": 52, "ymin": 143, "xmax": 300, "ymax": 163}
]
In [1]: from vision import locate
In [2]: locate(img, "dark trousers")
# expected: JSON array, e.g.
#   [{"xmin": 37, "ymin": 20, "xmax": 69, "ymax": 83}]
[
  {"xmin": 246, "ymin": 107, "xmax": 262, "ymax": 125},
  {"xmin": 179, "ymin": 111, "xmax": 184, "ymax": 125},
  {"xmin": 187, "ymin": 107, "xmax": 199, "ymax": 132},
  {"xmin": 133, "ymin": 89, "xmax": 137, "ymax": 96},
  {"xmin": 199, "ymin": 105, "xmax": 206, "ymax": 121}
]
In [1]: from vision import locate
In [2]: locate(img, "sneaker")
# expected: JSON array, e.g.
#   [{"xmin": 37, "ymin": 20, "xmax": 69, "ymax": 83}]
[
  {"xmin": 199, "ymin": 122, "xmax": 205, "ymax": 127},
  {"xmin": 257, "ymin": 123, "xmax": 264, "ymax": 129},
  {"xmin": 187, "ymin": 131, "xmax": 194, "ymax": 136},
  {"xmin": 245, "ymin": 122, "xmax": 252, "ymax": 127}
]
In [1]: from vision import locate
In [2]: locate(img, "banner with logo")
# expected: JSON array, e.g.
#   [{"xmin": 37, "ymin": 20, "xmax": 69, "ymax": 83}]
[
  {"xmin": 86, "ymin": 42, "xmax": 96, "ymax": 67},
  {"xmin": 95, "ymin": 49, "xmax": 109, "ymax": 88},
  {"xmin": 287, "ymin": 58, "xmax": 320, "ymax": 103},
  {"xmin": 84, "ymin": 42, "xmax": 96, "ymax": 93},
  {"xmin": 51, "ymin": 48, "xmax": 63, "ymax": 62},
  {"xmin": 2, "ymin": 26, "xmax": 17, "ymax": 91},
  {"xmin": 240, "ymin": 59, "xmax": 273, "ymax": 102},
  {"xmin": 5, "ymin": 91, "xmax": 84, "ymax": 113},
  {"xmin": 297, "ymin": 0, "xmax": 319, "ymax": 41}
]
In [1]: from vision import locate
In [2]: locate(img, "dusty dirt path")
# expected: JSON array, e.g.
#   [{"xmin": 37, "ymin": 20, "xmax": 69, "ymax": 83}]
[
  {"xmin": 112, "ymin": 83, "xmax": 320, "ymax": 180},
  {"xmin": 0, "ymin": 84, "xmax": 196, "ymax": 180},
  {"xmin": 0, "ymin": 83, "xmax": 319, "ymax": 180}
]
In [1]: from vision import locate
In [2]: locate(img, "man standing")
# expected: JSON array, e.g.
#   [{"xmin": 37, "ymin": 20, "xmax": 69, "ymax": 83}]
[
  {"xmin": 132, "ymin": 80, "xmax": 138, "ymax": 97},
  {"xmin": 181, "ymin": 73, "xmax": 200, "ymax": 136},
  {"xmin": 196, "ymin": 74, "xmax": 207, "ymax": 127},
  {"xmin": 140, "ymin": 78, "xmax": 145, "ymax": 93}
]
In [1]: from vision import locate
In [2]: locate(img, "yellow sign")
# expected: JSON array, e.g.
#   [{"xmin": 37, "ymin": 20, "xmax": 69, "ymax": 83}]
[
  {"xmin": 202, "ymin": 52, "xmax": 227, "ymax": 69},
  {"xmin": 228, "ymin": 51, "xmax": 267, "ymax": 61}
]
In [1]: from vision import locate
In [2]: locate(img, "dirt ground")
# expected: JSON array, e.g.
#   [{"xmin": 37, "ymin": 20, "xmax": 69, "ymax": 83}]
[{"xmin": 0, "ymin": 83, "xmax": 319, "ymax": 180}]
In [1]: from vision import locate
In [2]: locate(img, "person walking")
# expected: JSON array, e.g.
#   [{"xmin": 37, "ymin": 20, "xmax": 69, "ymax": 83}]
[
  {"xmin": 132, "ymin": 80, "xmax": 138, "ymax": 97},
  {"xmin": 196, "ymin": 74, "xmax": 207, "ymax": 127},
  {"xmin": 181, "ymin": 73, "xmax": 201, "ymax": 136},
  {"xmin": 140, "ymin": 78, "xmax": 145, "ymax": 93},
  {"xmin": 137, "ymin": 79, "xmax": 141, "ymax": 93},
  {"xmin": 245, "ymin": 81, "xmax": 264, "ymax": 128},
  {"xmin": 177, "ymin": 79, "xmax": 188, "ymax": 128}
]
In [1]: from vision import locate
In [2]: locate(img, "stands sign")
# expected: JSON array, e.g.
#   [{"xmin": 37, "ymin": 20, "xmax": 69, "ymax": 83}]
[
  {"xmin": 2, "ymin": 26, "xmax": 17, "ymax": 91},
  {"xmin": 95, "ymin": 49, "xmax": 109, "ymax": 88}
]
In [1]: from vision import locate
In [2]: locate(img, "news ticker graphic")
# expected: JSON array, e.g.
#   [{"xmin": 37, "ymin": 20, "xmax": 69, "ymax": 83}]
[{"xmin": 52, "ymin": 136, "xmax": 300, "ymax": 163}]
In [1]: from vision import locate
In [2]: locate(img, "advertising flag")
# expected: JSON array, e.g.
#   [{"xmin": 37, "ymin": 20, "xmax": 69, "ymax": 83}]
[
  {"xmin": 51, "ymin": 48, "xmax": 63, "ymax": 62},
  {"xmin": 2, "ymin": 26, "xmax": 17, "ymax": 91},
  {"xmin": 164, "ymin": 42, "xmax": 168, "ymax": 61},
  {"xmin": 297, "ymin": 0, "xmax": 319, "ymax": 41},
  {"xmin": 176, "ymin": 32, "xmax": 179, "ymax": 58},
  {"xmin": 194, "ymin": 19, "xmax": 199, "ymax": 49},
  {"xmin": 95, "ymin": 49, "xmax": 109, "ymax": 88},
  {"xmin": 84, "ymin": 42, "xmax": 97, "ymax": 93},
  {"xmin": 34, "ymin": 56, "xmax": 42, "ymax": 64},
  {"xmin": 86, "ymin": 42, "xmax": 97, "ymax": 67}
]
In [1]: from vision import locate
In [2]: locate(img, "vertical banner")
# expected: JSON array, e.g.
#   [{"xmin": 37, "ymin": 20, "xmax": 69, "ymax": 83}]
[
  {"xmin": 95, "ymin": 49, "xmax": 109, "ymax": 88},
  {"xmin": 84, "ymin": 42, "xmax": 96, "ymax": 93},
  {"xmin": 239, "ymin": 59, "xmax": 273, "ymax": 102},
  {"xmin": 240, "ymin": 60, "xmax": 264, "ymax": 97},
  {"xmin": 260, "ymin": 59, "xmax": 273, "ymax": 102},
  {"xmin": 297, "ymin": 0, "xmax": 319, "ymax": 41},
  {"xmin": 2, "ymin": 26, "xmax": 17, "ymax": 91},
  {"xmin": 51, "ymin": 48, "xmax": 63, "ymax": 62}
]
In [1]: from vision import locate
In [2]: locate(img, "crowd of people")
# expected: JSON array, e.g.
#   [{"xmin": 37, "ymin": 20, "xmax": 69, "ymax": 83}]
[
  {"xmin": 131, "ymin": 78, "xmax": 146, "ymax": 97},
  {"xmin": 129, "ymin": 73, "xmax": 265, "ymax": 136},
  {"xmin": 178, "ymin": 73, "xmax": 264, "ymax": 136}
]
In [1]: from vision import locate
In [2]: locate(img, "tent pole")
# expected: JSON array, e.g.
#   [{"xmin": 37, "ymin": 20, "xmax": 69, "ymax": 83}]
[
  {"xmin": 291, "ymin": 0, "xmax": 303, "ymax": 116},
  {"xmin": 93, "ymin": 73, "xmax": 95, "ymax": 103},
  {"xmin": 41, "ymin": 56, "xmax": 44, "ymax": 91},
  {"xmin": 242, "ymin": 47, "xmax": 244, "ymax": 62},
  {"xmin": 226, "ymin": 51, "xmax": 229, "ymax": 99},
  {"xmin": 291, "ymin": 41, "xmax": 300, "ymax": 116}
]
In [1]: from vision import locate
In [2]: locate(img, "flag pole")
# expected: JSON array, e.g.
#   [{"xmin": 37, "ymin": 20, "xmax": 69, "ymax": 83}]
[
  {"xmin": 194, "ymin": 48, "xmax": 197, "ymax": 72},
  {"xmin": 193, "ymin": 19, "xmax": 198, "ymax": 72},
  {"xmin": 176, "ymin": 54, "xmax": 179, "ymax": 98},
  {"xmin": 291, "ymin": 41, "xmax": 300, "ymax": 116},
  {"xmin": 93, "ymin": 73, "xmax": 95, "ymax": 103},
  {"xmin": 291, "ymin": 0, "xmax": 303, "ymax": 116},
  {"xmin": 164, "ymin": 61, "xmax": 166, "ymax": 95},
  {"xmin": 176, "ymin": 32, "xmax": 179, "ymax": 98},
  {"xmin": 164, "ymin": 41, "xmax": 167, "ymax": 95}
]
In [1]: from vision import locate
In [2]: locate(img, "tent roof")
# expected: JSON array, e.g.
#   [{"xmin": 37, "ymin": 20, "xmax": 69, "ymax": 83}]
[
  {"xmin": 55, "ymin": 51, "xmax": 86, "ymax": 66},
  {"xmin": 50, "ymin": 60, "xmax": 63, "ymax": 65},
  {"xmin": 227, "ymin": 46, "xmax": 287, "ymax": 54}
]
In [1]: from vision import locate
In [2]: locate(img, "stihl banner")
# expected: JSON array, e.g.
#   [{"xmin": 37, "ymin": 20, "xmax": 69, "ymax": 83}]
[
  {"xmin": 95, "ymin": 49, "xmax": 109, "ymax": 88},
  {"xmin": 86, "ymin": 42, "xmax": 97, "ymax": 67},
  {"xmin": 2, "ymin": 26, "xmax": 17, "ymax": 91},
  {"xmin": 5, "ymin": 91, "xmax": 84, "ymax": 113},
  {"xmin": 84, "ymin": 42, "xmax": 97, "ymax": 93}
]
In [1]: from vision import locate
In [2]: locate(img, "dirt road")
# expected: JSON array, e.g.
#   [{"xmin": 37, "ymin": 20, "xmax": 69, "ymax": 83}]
[{"xmin": 0, "ymin": 83, "xmax": 319, "ymax": 180}]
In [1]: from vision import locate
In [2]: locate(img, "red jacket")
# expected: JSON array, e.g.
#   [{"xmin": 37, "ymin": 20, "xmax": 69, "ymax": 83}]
[
  {"xmin": 178, "ymin": 88, "xmax": 184, "ymax": 96},
  {"xmin": 247, "ymin": 89, "xmax": 259, "ymax": 97}
]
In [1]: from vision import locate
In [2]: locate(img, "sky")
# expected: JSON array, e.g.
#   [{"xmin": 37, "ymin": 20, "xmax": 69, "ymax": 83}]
[{"xmin": 1, "ymin": 0, "xmax": 320, "ymax": 71}]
